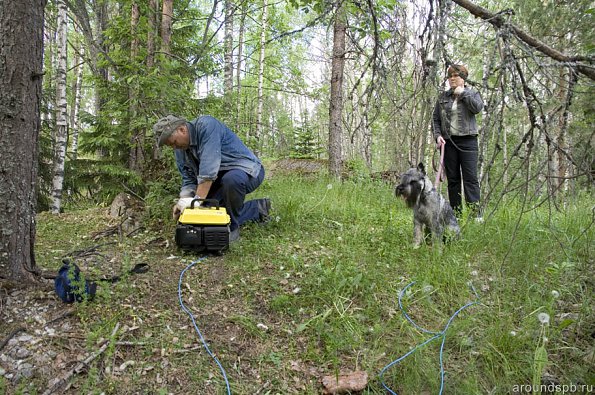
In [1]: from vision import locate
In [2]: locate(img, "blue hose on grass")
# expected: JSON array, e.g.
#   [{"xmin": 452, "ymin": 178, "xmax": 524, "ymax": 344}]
[
  {"xmin": 178, "ymin": 257, "xmax": 232, "ymax": 395},
  {"xmin": 379, "ymin": 281, "xmax": 480, "ymax": 395}
]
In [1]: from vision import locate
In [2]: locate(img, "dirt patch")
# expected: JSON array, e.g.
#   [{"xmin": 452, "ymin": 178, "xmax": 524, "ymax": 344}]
[{"xmin": 0, "ymin": 213, "xmax": 259, "ymax": 394}]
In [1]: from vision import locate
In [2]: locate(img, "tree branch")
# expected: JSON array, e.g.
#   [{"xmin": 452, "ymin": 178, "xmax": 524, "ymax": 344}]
[{"xmin": 450, "ymin": 0, "xmax": 595, "ymax": 81}]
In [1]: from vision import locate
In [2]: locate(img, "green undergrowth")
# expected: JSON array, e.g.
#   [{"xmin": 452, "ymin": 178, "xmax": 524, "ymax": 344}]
[{"xmin": 30, "ymin": 174, "xmax": 593, "ymax": 394}]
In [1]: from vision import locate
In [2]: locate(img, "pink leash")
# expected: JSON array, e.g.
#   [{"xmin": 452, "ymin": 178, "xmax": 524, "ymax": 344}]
[{"xmin": 434, "ymin": 143, "xmax": 445, "ymax": 188}]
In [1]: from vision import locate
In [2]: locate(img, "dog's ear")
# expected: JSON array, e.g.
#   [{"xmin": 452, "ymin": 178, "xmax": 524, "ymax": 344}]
[{"xmin": 417, "ymin": 162, "xmax": 426, "ymax": 174}]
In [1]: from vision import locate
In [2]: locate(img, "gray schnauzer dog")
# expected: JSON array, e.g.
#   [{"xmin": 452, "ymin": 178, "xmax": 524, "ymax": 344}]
[{"xmin": 395, "ymin": 163, "xmax": 460, "ymax": 247}]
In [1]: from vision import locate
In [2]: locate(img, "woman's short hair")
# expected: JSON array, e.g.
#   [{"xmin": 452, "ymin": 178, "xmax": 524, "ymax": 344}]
[{"xmin": 447, "ymin": 64, "xmax": 468, "ymax": 80}]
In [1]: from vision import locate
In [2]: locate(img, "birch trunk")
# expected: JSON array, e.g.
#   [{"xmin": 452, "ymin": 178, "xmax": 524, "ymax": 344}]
[
  {"xmin": 224, "ymin": 0, "xmax": 234, "ymax": 112},
  {"xmin": 50, "ymin": 0, "xmax": 69, "ymax": 214},
  {"xmin": 329, "ymin": 1, "xmax": 347, "ymax": 178},
  {"xmin": 235, "ymin": 4, "xmax": 246, "ymax": 131},
  {"xmin": 70, "ymin": 47, "xmax": 84, "ymax": 159},
  {"xmin": 556, "ymin": 67, "xmax": 575, "ymax": 194},
  {"xmin": 255, "ymin": 0, "xmax": 268, "ymax": 155}
]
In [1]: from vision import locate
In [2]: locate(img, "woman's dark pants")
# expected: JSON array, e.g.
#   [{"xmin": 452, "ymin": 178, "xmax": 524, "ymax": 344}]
[{"xmin": 444, "ymin": 136, "xmax": 480, "ymax": 213}]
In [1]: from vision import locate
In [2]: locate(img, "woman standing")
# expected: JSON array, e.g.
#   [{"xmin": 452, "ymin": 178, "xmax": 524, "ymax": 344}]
[{"xmin": 432, "ymin": 64, "xmax": 484, "ymax": 218}]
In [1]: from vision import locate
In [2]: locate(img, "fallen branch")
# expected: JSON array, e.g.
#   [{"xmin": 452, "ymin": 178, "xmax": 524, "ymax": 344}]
[
  {"xmin": 42, "ymin": 322, "xmax": 120, "ymax": 395},
  {"xmin": 0, "ymin": 326, "xmax": 26, "ymax": 352},
  {"xmin": 45, "ymin": 307, "xmax": 76, "ymax": 326}
]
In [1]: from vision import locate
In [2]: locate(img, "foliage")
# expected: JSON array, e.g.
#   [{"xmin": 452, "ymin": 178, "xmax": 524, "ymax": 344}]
[
  {"xmin": 290, "ymin": 118, "xmax": 324, "ymax": 159},
  {"xmin": 37, "ymin": 0, "xmax": 594, "ymax": 216},
  {"xmin": 62, "ymin": 158, "xmax": 144, "ymax": 204},
  {"xmin": 143, "ymin": 151, "xmax": 184, "ymax": 231}
]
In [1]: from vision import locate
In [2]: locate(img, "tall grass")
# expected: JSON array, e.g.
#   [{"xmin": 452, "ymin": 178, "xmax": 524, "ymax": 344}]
[
  {"xmin": 31, "ymin": 173, "xmax": 593, "ymax": 394},
  {"xmin": 226, "ymin": 174, "xmax": 593, "ymax": 393}
]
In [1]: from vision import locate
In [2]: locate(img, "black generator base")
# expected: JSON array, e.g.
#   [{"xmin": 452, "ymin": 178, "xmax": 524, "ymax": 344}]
[{"xmin": 175, "ymin": 224, "xmax": 230, "ymax": 253}]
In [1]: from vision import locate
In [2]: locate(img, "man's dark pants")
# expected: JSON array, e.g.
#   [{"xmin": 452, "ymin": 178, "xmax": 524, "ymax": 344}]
[
  {"xmin": 206, "ymin": 165, "xmax": 266, "ymax": 231},
  {"xmin": 444, "ymin": 135, "xmax": 480, "ymax": 213}
]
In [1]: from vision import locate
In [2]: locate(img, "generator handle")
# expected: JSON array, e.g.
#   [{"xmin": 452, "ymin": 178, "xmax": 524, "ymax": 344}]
[{"xmin": 191, "ymin": 198, "xmax": 220, "ymax": 210}]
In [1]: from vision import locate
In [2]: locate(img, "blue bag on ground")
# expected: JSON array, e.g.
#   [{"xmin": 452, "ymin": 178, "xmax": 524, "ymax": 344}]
[{"xmin": 54, "ymin": 259, "xmax": 97, "ymax": 303}]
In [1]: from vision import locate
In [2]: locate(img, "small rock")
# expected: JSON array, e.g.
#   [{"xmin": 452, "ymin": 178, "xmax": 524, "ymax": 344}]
[
  {"xmin": 322, "ymin": 370, "xmax": 368, "ymax": 394},
  {"xmin": 15, "ymin": 348, "xmax": 32, "ymax": 359},
  {"xmin": 118, "ymin": 360, "xmax": 136, "ymax": 371},
  {"xmin": 47, "ymin": 377, "xmax": 61, "ymax": 388},
  {"xmin": 19, "ymin": 363, "xmax": 33, "ymax": 370}
]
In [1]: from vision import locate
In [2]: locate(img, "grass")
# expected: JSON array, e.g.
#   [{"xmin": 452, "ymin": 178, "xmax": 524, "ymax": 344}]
[{"xmin": 19, "ymin": 173, "xmax": 594, "ymax": 394}]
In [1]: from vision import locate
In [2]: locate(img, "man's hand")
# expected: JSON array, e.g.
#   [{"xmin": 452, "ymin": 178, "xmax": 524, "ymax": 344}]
[
  {"xmin": 454, "ymin": 86, "xmax": 465, "ymax": 95},
  {"xmin": 172, "ymin": 197, "xmax": 196, "ymax": 221},
  {"xmin": 436, "ymin": 135, "xmax": 446, "ymax": 149}
]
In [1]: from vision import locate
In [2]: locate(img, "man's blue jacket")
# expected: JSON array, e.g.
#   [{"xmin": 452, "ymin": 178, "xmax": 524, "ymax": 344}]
[{"xmin": 174, "ymin": 116, "xmax": 262, "ymax": 197}]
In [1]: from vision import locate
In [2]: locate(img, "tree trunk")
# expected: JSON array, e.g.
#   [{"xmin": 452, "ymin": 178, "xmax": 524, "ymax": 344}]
[
  {"xmin": 0, "ymin": 0, "xmax": 46, "ymax": 281},
  {"xmin": 50, "ymin": 0, "xmax": 69, "ymax": 214},
  {"xmin": 224, "ymin": 0, "xmax": 235, "ymax": 113},
  {"xmin": 556, "ymin": 67, "xmax": 576, "ymax": 194},
  {"xmin": 255, "ymin": 0, "xmax": 269, "ymax": 155},
  {"xmin": 67, "ymin": 0, "xmax": 109, "ymax": 153},
  {"xmin": 235, "ymin": 3, "xmax": 246, "ymax": 131},
  {"xmin": 94, "ymin": 0, "xmax": 109, "ymax": 158},
  {"xmin": 161, "ymin": 0, "xmax": 173, "ymax": 55},
  {"xmin": 329, "ymin": 1, "xmax": 347, "ymax": 178},
  {"xmin": 147, "ymin": 0, "xmax": 158, "ymax": 69},
  {"xmin": 128, "ymin": 1, "xmax": 144, "ymax": 172},
  {"xmin": 70, "ymin": 47, "xmax": 84, "ymax": 160}
]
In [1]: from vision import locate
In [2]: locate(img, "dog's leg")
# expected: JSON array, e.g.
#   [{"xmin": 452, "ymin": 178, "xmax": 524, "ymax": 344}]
[
  {"xmin": 430, "ymin": 217, "xmax": 444, "ymax": 245},
  {"xmin": 447, "ymin": 223, "xmax": 461, "ymax": 240},
  {"xmin": 413, "ymin": 218, "xmax": 424, "ymax": 248}
]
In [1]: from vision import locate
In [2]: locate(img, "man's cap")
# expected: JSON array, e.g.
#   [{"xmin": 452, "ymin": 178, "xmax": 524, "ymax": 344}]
[{"xmin": 153, "ymin": 115, "xmax": 187, "ymax": 147}]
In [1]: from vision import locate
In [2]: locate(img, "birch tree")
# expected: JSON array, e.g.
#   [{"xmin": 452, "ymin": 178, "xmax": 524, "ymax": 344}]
[
  {"xmin": 70, "ymin": 46, "xmax": 84, "ymax": 159},
  {"xmin": 235, "ymin": 2, "xmax": 247, "ymax": 131},
  {"xmin": 224, "ymin": 0, "xmax": 235, "ymax": 112},
  {"xmin": 255, "ymin": 0, "xmax": 269, "ymax": 154},
  {"xmin": 50, "ymin": 0, "xmax": 69, "ymax": 214}
]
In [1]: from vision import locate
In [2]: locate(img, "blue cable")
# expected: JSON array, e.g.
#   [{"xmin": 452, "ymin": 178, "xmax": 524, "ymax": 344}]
[
  {"xmin": 178, "ymin": 257, "xmax": 232, "ymax": 395},
  {"xmin": 380, "ymin": 281, "xmax": 480, "ymax": 395}
]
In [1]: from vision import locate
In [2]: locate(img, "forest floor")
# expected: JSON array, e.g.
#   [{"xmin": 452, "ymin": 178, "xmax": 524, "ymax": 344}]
[{"xmin": 1, "ymin": 170, "xmax": 593, "ymax": 394}]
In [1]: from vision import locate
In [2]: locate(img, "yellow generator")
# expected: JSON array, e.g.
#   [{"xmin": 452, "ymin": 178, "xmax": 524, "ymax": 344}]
[{"xmin": 175, "ymin": 199, "xmax": 230, "ymax": 253}]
